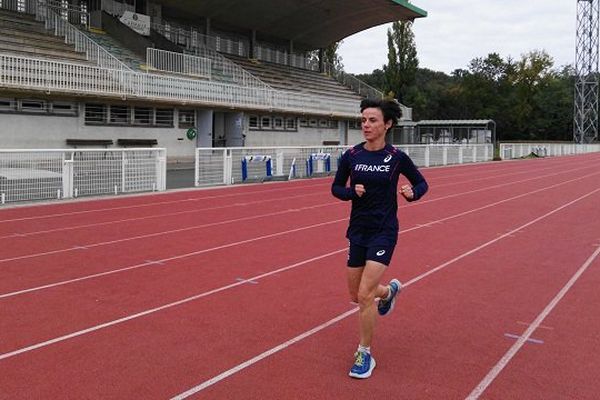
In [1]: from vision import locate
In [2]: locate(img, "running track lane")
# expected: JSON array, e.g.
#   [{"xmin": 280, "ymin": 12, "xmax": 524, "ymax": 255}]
[
  {"xmin": 0, "ymin": 152, "xmax": 596, "ymax": 396},
  {"xmin": 2, "ymin": 160, "xmax": 599, "ymax": 352}
]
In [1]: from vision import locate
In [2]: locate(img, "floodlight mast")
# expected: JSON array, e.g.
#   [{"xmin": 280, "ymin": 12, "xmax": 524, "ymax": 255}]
[{"xmin": 574, "ymin": 0, "xmax": 600, "ymax": 144}]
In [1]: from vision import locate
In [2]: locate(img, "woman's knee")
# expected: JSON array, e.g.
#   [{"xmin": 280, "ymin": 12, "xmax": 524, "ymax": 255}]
[{"xmin": 357, "ymin": 287, "xmax": 376, "ymax": 306}]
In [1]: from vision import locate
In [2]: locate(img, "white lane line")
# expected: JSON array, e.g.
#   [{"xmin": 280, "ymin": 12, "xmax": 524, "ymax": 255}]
[
  {"xmin": 0, "ymin": 156, "xmax": 586, "ymax": 226},
  {"xmin": 2, "ymin": 171, "xmax": 599, "ymax": 299},
  {"xmin": 0, "ymin": 192, "xmax": 326, "ymax": 240},
  {"xmin": 2, "ymin": 166, "xmax": 597, "ymax": 265},
  {"xmin": 0, "ymin": 180, "xmax": 333, "ymax": 223},
  {"xmin": 0, "ymin": 250, "xmax": 344, "ymax": 361},
  {"xmin": 0, "ymin": 202, "xmax": 339, "ymax": 264},
  {"xmin": 466, "ymin": 243, "xmax": 600, "ymax": 400},
  {"xmin": 169, "ymin": 308, "xmax": 358, "ymax": 400},
  {"xmin": 167, "ymin": 188, "xmax": 600, "ymax": 398},
  {"xmin": 1, "ymin": 184, "xmax": 597, "ymax": 389}
]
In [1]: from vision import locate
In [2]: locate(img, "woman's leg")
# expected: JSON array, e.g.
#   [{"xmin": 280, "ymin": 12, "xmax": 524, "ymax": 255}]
[{"xmin": 349, "ymin": 260, "xmax": 390, "ymax": 347}]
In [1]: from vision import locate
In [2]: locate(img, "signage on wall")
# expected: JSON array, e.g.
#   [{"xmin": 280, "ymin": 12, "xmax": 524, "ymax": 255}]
[{"xmin": 120, "ymin": 11, "xmax": 151, "ymax": 36}]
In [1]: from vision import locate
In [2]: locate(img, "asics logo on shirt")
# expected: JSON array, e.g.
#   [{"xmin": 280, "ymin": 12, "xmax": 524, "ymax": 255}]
[
  {"xmin": 383, "ymin": 154, "xmax": 393, "ymax": 163},
  {"xmin": 376, "ymin": 250, "xmax": 386, "ymax": 256},
  {"xmin": 354, "ymin": 164, "xmax": 391, "ymax": 172}
]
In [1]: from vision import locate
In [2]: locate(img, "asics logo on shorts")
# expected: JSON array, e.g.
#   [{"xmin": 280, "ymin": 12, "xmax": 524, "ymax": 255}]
[
  {"xmin": 383, "ymin": 154, "xmax": 392, "ymax": 163},
  {"xmin": 376, "ymin": 250, "xmax": 386, "ymax": 256}
]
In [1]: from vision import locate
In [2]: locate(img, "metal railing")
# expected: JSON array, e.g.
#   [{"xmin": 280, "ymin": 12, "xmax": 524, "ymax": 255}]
[
  {"xmin": 195, "ymin": 144, "xmax": 494, "ymax": 186},
  {"xmin": 146, "ymin": 48, "xmax": 211, "ymax": 78},
  {"xmin": 34, "ymin": 0, "xmax": 131, "ymax": 72},
  {"xmin": 151, "ymin": 21, "xmax": 270, "ymax": 90},
  {"xmin": 0, "ymin": 53, "xmax": 361, "ymax": 116},
  {"xmin": 499, "ymin": 142, "xmax": 600, "ymax": 159},
  {"xmin": 0, "ymin": 148, "xmax": 166, "ymax": 204}
]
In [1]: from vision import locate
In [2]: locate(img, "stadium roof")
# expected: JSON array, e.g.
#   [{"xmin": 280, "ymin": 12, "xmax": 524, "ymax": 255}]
[{"xmin": 157, "ymin": 0, "xmax": 427, "ymax": 49}]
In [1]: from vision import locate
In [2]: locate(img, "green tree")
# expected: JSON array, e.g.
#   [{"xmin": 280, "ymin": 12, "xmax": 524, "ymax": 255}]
[{"xmin": 383, "ymin": 21, "xmax": 418, "ymax": 102}]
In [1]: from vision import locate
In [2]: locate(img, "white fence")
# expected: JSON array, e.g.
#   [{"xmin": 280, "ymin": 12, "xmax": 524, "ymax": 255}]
[
  {"xmin": 195, "ymin": 144, "xmax": 494, "ymax": 186},
  {"xmin": 0, "ymin": 53, "xmax": 361, "ymax": 116},
  {"xmin": 499, "ymin": 142, "xmax": 600, "ymax": 159},
  {"xmin": 146, "ymin": 48, "xmax": 211, "ymax": 78},
  {"xmin": 0, "ymin": 149, "xmax": 166, "ymax": 204}
]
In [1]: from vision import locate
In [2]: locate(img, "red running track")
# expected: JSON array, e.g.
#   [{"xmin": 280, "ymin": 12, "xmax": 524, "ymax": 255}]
[{"xmin": 1, "ymin": 154, "xmax": 600, "ymax": 399}]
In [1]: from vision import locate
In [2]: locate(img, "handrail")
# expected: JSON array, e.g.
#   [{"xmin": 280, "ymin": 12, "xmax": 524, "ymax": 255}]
[
  {"xmin": 0, "ymin": 53, "xmax": 361, "ymax": 117},
  {"xmin": 146, "ymin": 48, "xmax": 211, "ymax": 78},
  {"xmin": 34, "ymin": 0, "xmax": 132, "ymax": 72},
  {"xmin": 151, "ymin": 21, "xmax": 271, "ymax": 90}
]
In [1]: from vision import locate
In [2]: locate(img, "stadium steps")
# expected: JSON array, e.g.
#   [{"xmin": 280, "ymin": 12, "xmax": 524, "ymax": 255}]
[
  {"xmin": 83, "ymin": 29, "xmax": 145, "ymax": 71},
  {"xmin": 0, "ymin": 10, "xmax": 89, "ymax": 63},
  {"xmin": 226, "ymin": 55, "xmax": 361, "ymax": 101}
]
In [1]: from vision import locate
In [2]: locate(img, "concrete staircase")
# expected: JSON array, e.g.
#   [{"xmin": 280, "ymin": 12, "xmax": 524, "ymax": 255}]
[
  {"xmin": 84, "ymin": 28, "xmax": 145, "ymax": 71},
  {"xmin": 0, "ymin": 8, "xmax": 89, "ymax": 63}
]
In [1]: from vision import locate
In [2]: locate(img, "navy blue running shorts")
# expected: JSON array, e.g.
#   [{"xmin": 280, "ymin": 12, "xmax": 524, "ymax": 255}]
[{"xmin": 347, "ymin": 242, "xmax": 396, "ymax": 267}]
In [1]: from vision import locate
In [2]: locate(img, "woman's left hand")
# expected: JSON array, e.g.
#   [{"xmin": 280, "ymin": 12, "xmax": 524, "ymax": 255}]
[{"xmin": 400, "ymin": 185, "xmax": 414, "ymax": 200}]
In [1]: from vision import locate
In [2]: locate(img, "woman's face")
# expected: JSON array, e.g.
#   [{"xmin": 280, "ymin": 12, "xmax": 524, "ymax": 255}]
[{"xmin": 361, "ymin": 107, "xmax": 392, "ymax": 142}]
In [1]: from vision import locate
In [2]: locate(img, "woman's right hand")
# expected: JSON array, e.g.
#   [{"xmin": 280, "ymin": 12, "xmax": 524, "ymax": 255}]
[{"xmin": 354, "ymin": 184, "xmax": 366, "ymax": 197}]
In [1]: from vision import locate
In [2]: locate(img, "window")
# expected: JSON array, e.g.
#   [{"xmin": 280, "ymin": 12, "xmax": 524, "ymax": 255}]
[
  {"xmin": 51, "ymin": 102, "xmax": 77, "ymax": 115},
  {"xmin": 0, "ymin": 98, "xmax": 15, "ymax": 111},
  {"xmin": 319, "ymin": 119, "xmax": 328, "ymax": 128},
  {"xmin": 19, "ymin": 99, "xmax": 46, "ymax": 113},
  {"xmin": 285, "ymin": 117, "xmax": 297, "ymax": 130},
  {"xmin": 178, "ymin": 109, "xmax": 196, "ymax": 128},
  {"xmin": 299, "ymin": 118, "xmax": 308, "ymax": 128},
  {"xmin": 109, "ymin": 105, "xmax": 130, "ymax": 124},
  {"xmin": 349, "ymin": 120, "xmax": 361, "ymax": 130},
  {"xmin": 155, "ymin": 108, "xmax": 174, "ymax": 126},
  {"xmin": 273, "ymin": 116, "xmax": 283, "ymax": 130},
  {"xmin": 328, "ymin": 120, "xmax": 339, "ymax": 129},
  {"xmin": 134, "ymin": 107, "xmax": 152, "ymax": 125},
  {"xmin": 85, "ymin": 104, "xmax": 106, "ymax": 123},
  {"xmin": 249, "ymin": 115, "xmax": 259, "ymax": 129},
  {"xmin": 261, "ymin": 116, "xmax": 271, "ymax": 129}
]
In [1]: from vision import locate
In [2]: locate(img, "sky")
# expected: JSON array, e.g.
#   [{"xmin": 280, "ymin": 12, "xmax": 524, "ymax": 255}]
[{"xmin": 337, "ymin": 0, "xmax": 576, "ymax": 75}]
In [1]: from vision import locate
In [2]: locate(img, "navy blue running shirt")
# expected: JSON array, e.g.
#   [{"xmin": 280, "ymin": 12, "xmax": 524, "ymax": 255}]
[{"xmin": 331, "ymin": 142, "xmax": 428, "ymax": 246}]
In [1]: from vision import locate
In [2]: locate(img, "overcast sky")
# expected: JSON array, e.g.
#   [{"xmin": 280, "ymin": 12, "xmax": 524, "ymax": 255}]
[{"xmin": 338, "ymin": 0, "xmax": 576, "ymax": 75}]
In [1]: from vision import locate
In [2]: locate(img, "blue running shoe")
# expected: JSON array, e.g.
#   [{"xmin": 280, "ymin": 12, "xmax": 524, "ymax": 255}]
[
  {"xmin": 377, "ymin": 279, "xmax": 402, "ymax": 316},
  {"xmin": 349, "ymin": 351, "xmax": 376, "ymax": 379}
]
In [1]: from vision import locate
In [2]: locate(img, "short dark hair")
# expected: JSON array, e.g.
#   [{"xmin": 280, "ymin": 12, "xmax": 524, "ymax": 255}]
[{"xmin": 359, "ymin": 98, "xmax": 402, "ymax": 128}]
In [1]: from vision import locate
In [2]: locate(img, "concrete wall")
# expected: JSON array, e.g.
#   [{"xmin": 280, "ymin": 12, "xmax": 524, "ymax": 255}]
[{"xmin": 0, "ymin": 108, "xmax": 197, "ymax": 159}]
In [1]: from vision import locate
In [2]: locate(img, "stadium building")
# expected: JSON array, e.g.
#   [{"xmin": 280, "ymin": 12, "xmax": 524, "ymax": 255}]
[{"xmin": 0, "ymin": 0, "xmax": 427, "ymax": 162}]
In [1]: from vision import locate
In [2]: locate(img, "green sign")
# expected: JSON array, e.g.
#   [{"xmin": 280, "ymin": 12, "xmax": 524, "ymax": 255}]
[{"xmin": 186, "ymin": 128, "xmax": 197, "ymax": 140}]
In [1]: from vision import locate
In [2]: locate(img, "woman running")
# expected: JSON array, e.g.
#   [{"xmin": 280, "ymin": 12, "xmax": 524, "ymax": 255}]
[{"xmin": 331, "ymin": 98, "xmax": 428, "ymax": 379}]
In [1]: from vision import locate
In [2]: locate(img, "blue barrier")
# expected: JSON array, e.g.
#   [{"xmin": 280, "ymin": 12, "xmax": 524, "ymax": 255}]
[
  {"xmin": 307, "ymin": 153, "xmax": 331, "ymax": 176},
  {"xmin": 241, "ymin": 155, "xmax": 272, "ymax": 181}
]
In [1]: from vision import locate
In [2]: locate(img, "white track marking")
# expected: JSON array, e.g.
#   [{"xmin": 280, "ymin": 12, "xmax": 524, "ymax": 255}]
[
  {"xmin": 0, "ymin": 155, "xmax": 589, "ymax": 225},
  {"xmin": 2, "ymin": 165, "xmax": 598, "ymax": 265},
  {"xmin": 2, "ymin": 185, "xmax": 598, "ymax": 389},
  {"xmin": 466, "ymin": 244, "xmax": 600, "ymax": 399},
  {"xmin": 2, "ymin": 171, "xmax": 599, "ymax": 299},
  {"xmin": 168, "ymin": 188, "xmax": 600, "ymax": 398}
]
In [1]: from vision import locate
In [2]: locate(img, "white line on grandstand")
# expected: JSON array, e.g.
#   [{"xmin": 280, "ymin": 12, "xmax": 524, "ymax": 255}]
[
  {"xmin": 169, "ymin": 187, "xmax": 600, "ymax": 398},
  {"xmin": 1, "ymin": 182, "xmax": 599, "ymax": 367},
  {"xmin": 465, "ymin": 243, "xmax": 600, "ymax": 400},
  {"xmin": 0, "ymin": 154, "xmax": 585, "ymax": 224}
]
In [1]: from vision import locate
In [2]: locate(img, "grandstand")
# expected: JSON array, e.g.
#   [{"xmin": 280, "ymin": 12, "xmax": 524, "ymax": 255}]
[{"xmin": 0, "ymin": 0, "xmax": 425, "ymax": 162}]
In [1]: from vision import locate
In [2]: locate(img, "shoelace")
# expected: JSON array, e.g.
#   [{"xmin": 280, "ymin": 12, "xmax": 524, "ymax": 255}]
[{"xmin": 354, "ymin": 352, "xmax": 365, "ymax": 367}]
